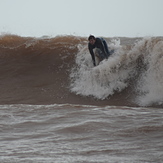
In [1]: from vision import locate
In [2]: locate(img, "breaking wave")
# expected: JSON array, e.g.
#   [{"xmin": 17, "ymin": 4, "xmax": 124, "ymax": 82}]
[{"xmin": 0, "ymin": 34, "xmax": 163, "ymax": 107}]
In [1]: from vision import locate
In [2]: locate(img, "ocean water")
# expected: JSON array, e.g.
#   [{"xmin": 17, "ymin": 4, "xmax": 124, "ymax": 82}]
[
  {"xmin": 0, "ymin": 104, "xmax": 163, "ymax": 163},
  {"xmin": 0, "ymin": 34, "xmax": 163, "ymax": 162}
]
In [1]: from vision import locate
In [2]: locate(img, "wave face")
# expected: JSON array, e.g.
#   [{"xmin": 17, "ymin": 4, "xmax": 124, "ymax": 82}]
[
  {"xmin": 0, "ymin": 34, "xmax": 163, "ymax": 107},
  {"xmin": 0, "ymin": 34, "xmax": 85, "ymax": 105}
]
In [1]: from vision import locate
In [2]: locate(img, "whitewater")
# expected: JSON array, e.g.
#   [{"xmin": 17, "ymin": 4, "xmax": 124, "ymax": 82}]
[
  {"xmin": 0, "ymin": 34, "xmax": 163, "ymax": 163},
  {"xmin": 71, "ymin": 36, "xmax": 163, "ymax": 107}
]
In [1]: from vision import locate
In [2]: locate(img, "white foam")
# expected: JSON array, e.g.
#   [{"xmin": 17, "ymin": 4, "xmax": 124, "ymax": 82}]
[
  {"xmin": 70, "ymin": 39, "xmax": 135, "ymax": 99},
  {"xmin": 70, "ymin": 37, "xmax": 163, "ymax": 106}
]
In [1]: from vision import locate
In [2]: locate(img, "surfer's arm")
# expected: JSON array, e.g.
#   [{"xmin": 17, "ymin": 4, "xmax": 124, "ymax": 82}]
[{"xmin": 88, "ymin": 44, "xmax": 96, "ymax": 66}]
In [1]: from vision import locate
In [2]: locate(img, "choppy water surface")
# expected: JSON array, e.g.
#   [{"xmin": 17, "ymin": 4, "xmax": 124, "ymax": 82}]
[{"xmin": 0, "ymin": 104, "xmax": 163, "ymax": 163}]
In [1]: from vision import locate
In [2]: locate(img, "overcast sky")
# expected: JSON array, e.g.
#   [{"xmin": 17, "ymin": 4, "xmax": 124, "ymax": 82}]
[{"xmin": 0, "ymin": 0, "xmax": 163, "ymax": 37}]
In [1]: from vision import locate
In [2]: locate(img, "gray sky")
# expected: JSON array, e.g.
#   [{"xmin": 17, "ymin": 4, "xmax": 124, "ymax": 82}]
[{"xmin": 0, "ymin": 0, "xmax": 163, "ymax": 37}]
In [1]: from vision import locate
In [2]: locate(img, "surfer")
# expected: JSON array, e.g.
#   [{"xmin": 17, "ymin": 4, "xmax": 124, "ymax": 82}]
[{"xmin": 88, "ymin": 35, "xmax": 110, "ymax": 66}]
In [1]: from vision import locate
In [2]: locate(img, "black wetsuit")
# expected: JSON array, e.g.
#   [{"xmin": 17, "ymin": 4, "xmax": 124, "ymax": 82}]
[{"xmin": 88, "ymin": 38, "xmax": 110, "ymax": 66}]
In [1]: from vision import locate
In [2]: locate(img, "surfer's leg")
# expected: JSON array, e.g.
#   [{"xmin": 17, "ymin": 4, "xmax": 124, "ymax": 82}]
[
  {"xmin": 103, "ymin": 40, "xmax": 110, "ymax": 57},
  {"xmin": 94, "ymin": 48, "xmax": 101, "ymax": 65},
  {"xmin": 95, "ymin": 48, "xmax": 105, "ymax": 61}
]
